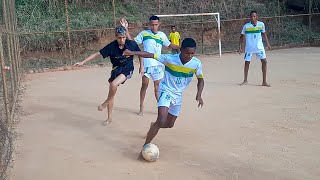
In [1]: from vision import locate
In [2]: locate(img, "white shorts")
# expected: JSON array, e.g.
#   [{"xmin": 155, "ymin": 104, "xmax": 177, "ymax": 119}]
[
  {"xmin": 158, "ymin": 91, "xmax": 182, "ymax": 117},
  {"xmin": 144, "ymin": 65, "xmax": 164, "ymax": 81},
  {"xmin": 244, "ymin": 50, "xmax": 266, "ymax": 61}
]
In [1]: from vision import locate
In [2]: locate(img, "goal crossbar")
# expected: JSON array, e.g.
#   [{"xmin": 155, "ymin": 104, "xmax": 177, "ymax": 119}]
[{"xmin": 156, "ymin": 13, "xmax": 222, "ymax": 57}]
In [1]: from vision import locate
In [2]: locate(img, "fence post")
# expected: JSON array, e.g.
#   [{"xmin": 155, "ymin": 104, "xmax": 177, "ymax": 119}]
[
  {"xmin": 12, "ymin": 0, "xmax": 21, "ymax": 85},
  {"xmin": 201, "ymin": 5, "xmax": 204, "ymax": 54},
  {"xmin": 0, "ymin": 34, "xmax": 10, "ymax": 125},
  {"xmin": 309, "ymin": 0, "xmax": 313, "ymax": 44},
  {"xmin": 158, "ymin": 0, "xmax": 161, "ymax": 14},
  {"xmin": 113, "ymin": 0, "xmax": 116, "ymax": 27},
  {"xmin": 277, "ymin": 0, "xmax": 281, "ymax": 46},
  {"xmin": 9, "ymin": 0, "xmax": 18, "ymax": 97},
  {"xmin": 3, "ymin": 0, "xmax": 15, "ymax": 109},
  {"xmin": 64, "ymin": 0, "xmax": 72, "ymax": 65},
  {"xmin": 201, "ymin": 16, "xmax": 204, "ymax": 54},
  {"xmin": 10, "ymin": 0, "xmax": 19, "ymax": 87}
]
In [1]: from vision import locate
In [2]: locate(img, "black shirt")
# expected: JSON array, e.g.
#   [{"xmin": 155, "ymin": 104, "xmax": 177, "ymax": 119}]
[{"xmin": 99, "ymin": 40, "xmax": 141, "ymax": 68}]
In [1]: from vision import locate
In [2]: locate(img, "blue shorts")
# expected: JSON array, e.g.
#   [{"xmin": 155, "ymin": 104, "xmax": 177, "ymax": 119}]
[
  {"xmin": 158, "ymin": 91, "xmax": 182, "ymax": 117},
  {"xmin": 244, "ymin": 50, "xmax": 266, "ymax": 61}
]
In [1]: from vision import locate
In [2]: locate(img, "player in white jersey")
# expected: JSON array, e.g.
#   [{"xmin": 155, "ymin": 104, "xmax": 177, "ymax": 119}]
[
  {"xmin": 239, "ymin": 11, "xmax": 271, "ymax": 87},
  {"xmin": 121, "ymin": 16, "xmax": 180, "ymax": 115},
  {"xmin": 123, "ymin": 38, "xmax": 204, "ymax": 158}
]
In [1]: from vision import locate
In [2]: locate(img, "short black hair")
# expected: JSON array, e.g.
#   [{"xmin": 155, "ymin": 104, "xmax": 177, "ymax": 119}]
[
  {"xmin": 250, "ymin": 11, "xmax": 257, "ymax": 15},
  {"xmin": 115, "ymin": 25, "xmax": 126, "ymax": 36},
  {"xmin": 181, "ymin": 38, "xmax": 196, "ymax": 49},
  {"xmin": 171, "ymin": 25, "xmax": 176, "ymax": 28},
  {"xmin": 149, "ymin": 15, "xmax": 160, "ymax": 21}
]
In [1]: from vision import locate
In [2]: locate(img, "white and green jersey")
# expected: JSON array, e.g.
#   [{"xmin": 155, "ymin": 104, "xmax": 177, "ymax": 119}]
[
  {"xmin": 154, "ymin": 53, "xmax": 204, "ymax": 96},
  {"xmin": 241, "ymin": 21, "xmax": 266, "ymax": 53},
  {"xmin": 134, "ymin": 30, "xmax": 171, "ymax": 67}
]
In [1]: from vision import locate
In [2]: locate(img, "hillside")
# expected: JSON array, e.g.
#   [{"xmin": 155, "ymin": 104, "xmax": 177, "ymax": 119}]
[{"xmin": 5, "ymin": 0, "xmax": 319, "ymax": 69}]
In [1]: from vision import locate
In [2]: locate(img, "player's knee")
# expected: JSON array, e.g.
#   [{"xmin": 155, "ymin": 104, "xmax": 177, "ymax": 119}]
[
  {"xmin": 110, "ymin": 82, "xmax": 118, "ymax": 89},
  {"xmin": 157, "ymin": 117, "xmax": 167, "ymax": 128},
  {"xmin": 141, "ymin": 81, "xmax": 148, "ymax": 89},
  {"xmin": 167, "ymin": 122, "xmax": 174, "ymax": 128},
  {"xmin": 155, "ymin": 121, "xmax": 165, "ymax": 128}
]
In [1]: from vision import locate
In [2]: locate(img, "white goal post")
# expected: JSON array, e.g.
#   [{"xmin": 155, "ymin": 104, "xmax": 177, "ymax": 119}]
[{"xmin": 156, "ymin": 13, "xmax": 222, "ymax": 57}]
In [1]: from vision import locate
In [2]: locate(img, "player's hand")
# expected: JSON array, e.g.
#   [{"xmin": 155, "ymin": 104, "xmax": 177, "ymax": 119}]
[
  {"xmin": 196, "ymin": 95, "xmax": 204, "ymax": 108},
  {"xmin": 120, "ymin": 18, "xmax": 128, "ymax": 29},
  {"xmin": 267, "ymin": 44, "xmax": 271, "ymax": 50},
  {"xmin": 238, "ymin": 46, "xmax": 243, "ymax": 54},
  {"xmin": 123, "ymin": 49, "xmax": 133, "ymax": 56},
  {"xmin": 74, "ymin": 61, "xmax": 84, "ymax": 66}
]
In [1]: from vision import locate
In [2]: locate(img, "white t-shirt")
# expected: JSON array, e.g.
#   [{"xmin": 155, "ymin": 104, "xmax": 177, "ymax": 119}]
[
  {"xmin": 154, "ymin": 53, "xmax": 204, "ymax": 96},
  {"xmin": 134, "ymin": 30, "xmax": 171, "ymax": 67},
  {"xmin": 241, "ymin": 21, "xmax": 266, "ymax": 53}
]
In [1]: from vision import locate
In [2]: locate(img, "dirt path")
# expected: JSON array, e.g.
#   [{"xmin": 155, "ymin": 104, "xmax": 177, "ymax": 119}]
[{"xmin": 11, "ymin": 48, "xmax": 320, "ymax": 180}]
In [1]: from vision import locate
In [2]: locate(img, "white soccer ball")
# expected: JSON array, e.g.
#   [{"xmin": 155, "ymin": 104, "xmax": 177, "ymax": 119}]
[{"xmin": 142, "ymin": 143, "xmax": 159, "ymax": 162}]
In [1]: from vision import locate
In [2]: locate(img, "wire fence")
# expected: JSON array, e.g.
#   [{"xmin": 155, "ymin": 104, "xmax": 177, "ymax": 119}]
[
  {"xmin": 0, "ymin": 0, "xmax": 320, "ymax": 179},
  {"xmin": 0, "ymin": 0, "xmax": 20, "ymax": 179},
  {"xmin": 16, "ymin": 0, "xmax": 320, "ymax": 69}
]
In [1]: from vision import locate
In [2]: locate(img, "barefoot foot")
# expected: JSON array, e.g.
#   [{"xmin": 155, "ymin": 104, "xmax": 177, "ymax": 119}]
[
  {"xmin": 240, "ymin": 81, "xmax": 248, "ymax": 86},
  {"xmin": 138, "ymin": 105, "xmax": 144, "ymax": 116},
  {"xmin": 138, "ymin": 110, "xmax": 144, "ymax": 116},
  {"xmin": 98, "ymin": 103, "xmax": 107, "ymax": 111},
  {"xmin": 102, "ymin": 119, "xmax": 112, "ymax": 126},
  {"xmin": 138, "ymin": 151, "xmax": 144, "ymax": 161},
  {"xmin": 262, "ymin": 82, "xmax": 271, "ymax": 87}
]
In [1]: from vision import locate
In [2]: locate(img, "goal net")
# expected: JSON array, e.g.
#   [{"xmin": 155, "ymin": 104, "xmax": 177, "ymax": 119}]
[{"xmin": 156, "ymin": 13, "xmax": 222, "ymax": 57}]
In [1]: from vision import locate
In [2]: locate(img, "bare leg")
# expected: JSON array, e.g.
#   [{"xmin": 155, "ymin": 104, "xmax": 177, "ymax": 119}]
[
  {"xmin": 99, "ymin": 74, "xmax": 126, "ymax": 125},
  {"xmin": 153, "ymin": 80, "xmax": 160, "ymax": 101},
  {"xmin": 139, "ymin": 109, "xmax": 177, "ymax": 160},
  {"xmin": 139, "ymin": 75, "xmax": 149, "ymax": 116},
  {"xmin": 240, "ymin": 61, "xmax": 250, "ymax": 86},
  {"xmin": 145, "ymin": 110, "xmax": 177, "ymax": 145},
  {"xmin": 261, "ymin": 59, "xmax": 271, "ymax": 87},
  {"xmin": 101, "ymin": 98, "xmax": 115, "ymax": 126}
]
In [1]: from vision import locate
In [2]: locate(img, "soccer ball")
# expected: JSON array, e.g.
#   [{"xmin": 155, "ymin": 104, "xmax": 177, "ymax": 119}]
[{"xmin": 142, "ymin": 143, "xmax": 159, "ymax": 162}]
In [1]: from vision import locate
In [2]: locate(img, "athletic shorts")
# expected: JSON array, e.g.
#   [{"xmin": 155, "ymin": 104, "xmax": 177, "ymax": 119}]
[
  {"xmin": 144, "ymin": 65, "xmax": 164, "ymax": 81},
  {"xmin": 158, "ymin": 91, "xmax": 182, "ymax": 117},
  {"xmin": 108, "ymin": 63, "xmax": 134, "ymax": 84},
  {"xmin": 244, "ymin": 50, "xmax": 267, "ymax": 61}
]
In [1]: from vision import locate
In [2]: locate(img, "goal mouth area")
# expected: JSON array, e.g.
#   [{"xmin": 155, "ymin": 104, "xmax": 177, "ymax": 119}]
[{"xmin": 156, "ymin": 13, "xmax": 222, "ymax": 57}]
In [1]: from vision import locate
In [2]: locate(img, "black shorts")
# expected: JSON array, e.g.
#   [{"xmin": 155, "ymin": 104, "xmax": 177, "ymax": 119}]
[{"xmin": 108, "ymin": 63, "xmax": 134, "ymax": 84}]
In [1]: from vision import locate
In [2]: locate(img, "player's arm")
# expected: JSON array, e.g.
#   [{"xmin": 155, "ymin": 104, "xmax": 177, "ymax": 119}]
[
  {"xmin": 120, "ymin": 18, "xmax": 133, "ymax": 40},
  {"xmin": 262, "ymin": 32, "xmax": 271, "ymax": 50},
  {"xmin": 123, "ymin": 50, "xmax": 167, "ymax": 65},
  {"xmin": 261, "ymin": 23, "xmax": 271, "ymax": 50},
  {"xmin": 74, "ymin": 52, "xmax": 101, "ymax": 66},
  {"xmin": 178, "ymin": 32, "xmax": 181, "ymax": 47},
  {"xmin": 239, "ymin": 25, "xmax": 246, "ymax": 54},
  {"xmin": 168, "ymin": 43, "xmax": 180, "ymax": 50},
  {"xmin": 195, "ymin": 62, "xmax": 204, "ymax": 107},
  {"xmin": 164, "ymin": 34, "xmax": 179, "ymax": 50},
  {"xmin": 123, "ymin": 50, "xmax": 154, "ymax": 58},
  {"xmin": 196, "ymin": 78, "xmax": 204, "ymax": 107},
  {"xmin": 239, "ymin": 34, "xmax": 245, "ymax": 53},
  {"xmin": 138, "ymin": 56, "xmax": 144, "ymax": 75}
]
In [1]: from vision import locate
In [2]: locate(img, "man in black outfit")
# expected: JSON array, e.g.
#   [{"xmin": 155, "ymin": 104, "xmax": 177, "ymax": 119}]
[{"xmin": 74, "ymin": 25, "xmax": 143, "ymax": 125}]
